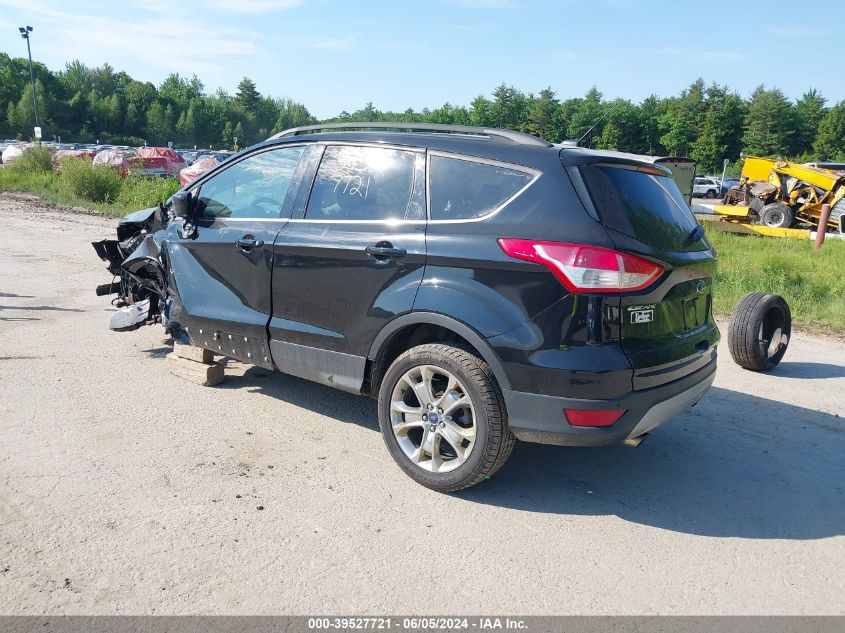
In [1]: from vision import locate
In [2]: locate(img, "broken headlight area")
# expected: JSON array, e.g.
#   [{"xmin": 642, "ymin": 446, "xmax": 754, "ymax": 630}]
[{"xmin": 92, "ymin": 205, "xmax": 169, "ymax": 332}]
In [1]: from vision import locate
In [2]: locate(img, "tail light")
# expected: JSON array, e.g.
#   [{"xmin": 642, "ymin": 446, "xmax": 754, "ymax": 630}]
[
  {"xmin": 564, "ymin": 408, "xmax": 626, "ymax": 427},
  {"xmin": 498, "ymin": 239, "xmax": 664, "ymax": 293}
]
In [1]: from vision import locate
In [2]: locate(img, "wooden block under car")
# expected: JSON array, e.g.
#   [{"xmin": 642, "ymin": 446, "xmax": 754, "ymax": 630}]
[
  {"xmin": 165, "ymin": 353, "xmax": 224, "ymax": 386},
  {"xmin": 173, "ymin": 341, "xmax": 215, "ymax": 364}
]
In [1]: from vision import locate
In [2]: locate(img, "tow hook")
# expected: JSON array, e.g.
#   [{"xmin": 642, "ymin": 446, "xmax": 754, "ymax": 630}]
[{"xmin": 623, "ymin": 433, "xmax": 648, "ymax": 448}]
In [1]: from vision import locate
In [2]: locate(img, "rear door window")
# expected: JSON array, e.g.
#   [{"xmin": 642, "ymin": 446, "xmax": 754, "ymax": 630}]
[
  {"xmin": 305, "ymin": 145, "xmax": 416, "ymax": 221},
  {"xmin": 428, "ymin": 155, "xmax": 536, "ymax": 220},
  {"xmin": 580, "ymin": 164, "xmax": 705, "ymax": 252}
]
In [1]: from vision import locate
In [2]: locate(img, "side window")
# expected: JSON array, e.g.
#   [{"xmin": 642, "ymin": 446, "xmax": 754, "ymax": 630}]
[
  {"xmin": 305, "ymin": 145, "xmax": 416, "ymax": 221},
  {"xmin": 196, "ymin": 145, "xmax": 305, "ymax": 219},
  {"xmin": 429, "ymin": 155, "xmax": 535, "ymax": 220}
]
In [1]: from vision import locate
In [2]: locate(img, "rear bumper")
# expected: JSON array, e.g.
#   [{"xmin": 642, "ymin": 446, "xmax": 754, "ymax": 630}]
[{"xmin": 503, "ymin": 358, "xmax": 716, "ymax": 447}]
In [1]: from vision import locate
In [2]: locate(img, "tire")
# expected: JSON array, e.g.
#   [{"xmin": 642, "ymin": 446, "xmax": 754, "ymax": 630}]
[
  {"xmin": 727, "ymin": 292, "xmax": 791, "ymax": 371},
  {"xmin": 830, "ymin": 198, "xmax": 845, "ymax": 231},
  {"xmin": 706, "ymin": 189, "xmax": 717, "ymax": 199},
  {"xmin": 758, "ymin": 203, "xmax": 794, "ymax": 228},
  {"xmin": 377, "ymin": 343, "xmax": 515, "ymax": 492}
]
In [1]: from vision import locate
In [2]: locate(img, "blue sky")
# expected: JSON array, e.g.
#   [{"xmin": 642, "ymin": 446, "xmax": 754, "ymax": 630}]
[{"xmin": 1, "ymin": 0, "xmax": 842, "ymax": 119}]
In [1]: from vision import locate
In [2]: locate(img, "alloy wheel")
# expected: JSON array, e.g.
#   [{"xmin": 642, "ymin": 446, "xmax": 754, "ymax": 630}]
[{"xmin": 389, "ymin": 365, "xmax": 476, "ymax": 473}]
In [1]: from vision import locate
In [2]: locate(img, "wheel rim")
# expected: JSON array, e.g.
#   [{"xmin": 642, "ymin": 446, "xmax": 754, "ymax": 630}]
[
  {"xmin": 763, "ymin": 210, "xmax": 785, "ymax": 227},
  {"xmin": 389, "ymin": 365, "xmax": 476, "ymax": 473},
  {"xmin": 759, "ymin": 306, "xmax": 788, "ymax": 359}
]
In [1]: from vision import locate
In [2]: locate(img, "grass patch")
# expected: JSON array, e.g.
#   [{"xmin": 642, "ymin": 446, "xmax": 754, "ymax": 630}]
[
  {"xmin": 7, "ymin": 145, "xmax": 53, "ymax": 173},
  {"xmin": 0, "ymin": 150, "xmax": 179, "ymax": 216},
  {"xmin": 707, "ymin": 229, "xmax": 845, "ymax": 334},
  {"xmin": 0, "ymin": 146, "xmax": 59, "ymax": 198},
  {"xmin": 0, "ymin": 167, "xmax": 59, "ymax": 196},
  {"xmin": 57, "ymin": 158, "xmax": 122, "ymax": 203},
  {"xmin": 116, "ymin": 175, "xmax": 181, "ymax": 209}
]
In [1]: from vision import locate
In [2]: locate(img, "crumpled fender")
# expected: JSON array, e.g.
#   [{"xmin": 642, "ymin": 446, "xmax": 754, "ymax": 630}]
[
  {"xmin": 121, "ymin": 234, "xmax": 166, "ymax": 297},
  {"xmin": 116, "ymin": 206, "xmax": 164, "ymax": 241},
  {"xmin": 120, "ymin": 206, "xmax": 158, "ymax": 225},
  {"xmin": 91, "ymin": 239, "xmax": 124, "ymax": 275}
]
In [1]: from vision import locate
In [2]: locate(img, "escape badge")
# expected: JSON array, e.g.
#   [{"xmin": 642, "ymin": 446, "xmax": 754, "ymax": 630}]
[{"xmin": 628, "ymin": 305, "xmax": 655, "ymax": 324}]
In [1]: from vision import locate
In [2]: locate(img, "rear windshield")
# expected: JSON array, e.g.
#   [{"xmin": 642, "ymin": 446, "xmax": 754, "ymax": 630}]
[{"xmin": 579, "ymin": 164, "xmax": 706, "ymax": 252}]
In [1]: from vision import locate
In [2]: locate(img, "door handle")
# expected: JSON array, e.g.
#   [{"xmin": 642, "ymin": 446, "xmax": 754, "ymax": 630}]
[
  {"xmin": 365, "ymin": 244, "xmax": 406, "ymax": 259},
  {"xmin": 236, "ymin": 236, "xmax": 264, "ymax": 250}
]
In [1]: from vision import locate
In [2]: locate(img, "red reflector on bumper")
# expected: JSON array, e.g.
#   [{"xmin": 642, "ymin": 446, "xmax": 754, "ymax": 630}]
[{"xmin": 564, "ymin": 408, "xmax": 626, "ymax": 427}]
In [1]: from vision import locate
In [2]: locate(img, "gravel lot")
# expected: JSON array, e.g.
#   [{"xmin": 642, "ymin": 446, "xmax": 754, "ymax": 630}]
[{"xmin": 0, "ymin": 192, "xmax": 843, "ymax": 615}]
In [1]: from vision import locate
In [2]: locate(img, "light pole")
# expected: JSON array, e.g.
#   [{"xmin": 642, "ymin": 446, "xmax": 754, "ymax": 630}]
[{"xmin": 18, "ymin": 26, "xmax": 40, "ymax": 131}]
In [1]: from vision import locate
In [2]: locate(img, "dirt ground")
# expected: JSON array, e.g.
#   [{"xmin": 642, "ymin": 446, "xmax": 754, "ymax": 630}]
[{"xmin": 0, "ymin": 192, "xmax": 843, "ymax": 615}]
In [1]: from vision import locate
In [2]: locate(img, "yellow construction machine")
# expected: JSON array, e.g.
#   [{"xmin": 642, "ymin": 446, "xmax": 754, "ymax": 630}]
[{"xmin": 714, "ymin": 156, "xmax": 845, "ymax": 233}]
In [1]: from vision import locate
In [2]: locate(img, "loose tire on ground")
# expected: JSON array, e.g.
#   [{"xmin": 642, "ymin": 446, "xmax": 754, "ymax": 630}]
[
  {"xmin": 377, "ymin": 343, "xmax": 515, "ymax": 492},
  {"xmin": 758, "ymin": 203, "xmax": 794, "ymax": 229},
  {"xmin": 727, "ymin": 292, "xmax": 791, "ymax": 371}
]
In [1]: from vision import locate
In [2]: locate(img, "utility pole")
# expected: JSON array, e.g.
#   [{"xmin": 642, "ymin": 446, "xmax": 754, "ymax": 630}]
[{"xmin": 18, "ymin": 26, "xmax": 40, "ymax": 131}]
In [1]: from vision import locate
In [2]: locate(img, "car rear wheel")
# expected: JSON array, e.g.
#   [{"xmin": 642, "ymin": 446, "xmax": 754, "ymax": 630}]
[{"xmin": 378, "ymin": 343, "xmax": 515, "ymax": 492}]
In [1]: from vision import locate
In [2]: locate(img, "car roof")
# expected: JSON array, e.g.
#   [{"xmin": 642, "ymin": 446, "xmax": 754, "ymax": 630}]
[
  {"xmin": 256, "ymin": 130, "xmax": 559, "ymax": 166},
  {"xmin": 245, "ymin": 123, "xmax": 666, "ymax": 171}
]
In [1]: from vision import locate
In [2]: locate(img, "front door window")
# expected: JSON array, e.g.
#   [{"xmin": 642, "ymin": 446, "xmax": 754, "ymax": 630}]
[{"xmin": 197, "ymin": 146, "xmax": 305, "ymax": 219}]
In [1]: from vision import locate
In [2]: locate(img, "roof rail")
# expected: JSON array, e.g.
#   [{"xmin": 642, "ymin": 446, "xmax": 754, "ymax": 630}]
[{"xmin": 268, "ymin": 121, "xmax": 551, "ymax": 148}]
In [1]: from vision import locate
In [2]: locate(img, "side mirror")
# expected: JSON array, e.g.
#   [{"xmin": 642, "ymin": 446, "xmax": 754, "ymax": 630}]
[
  {"xmin": 171, "ymin": 191, "xmax": 198, "ymax": 239},
  {"xmin": 171, "ymin": 190, "xmax": 194, "ymax": 219}
]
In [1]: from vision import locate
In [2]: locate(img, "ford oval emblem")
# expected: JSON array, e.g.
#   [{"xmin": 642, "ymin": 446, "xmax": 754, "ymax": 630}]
[{"xmin": 695, "ymin": 280, "xmax": 706, "ymax": 294}]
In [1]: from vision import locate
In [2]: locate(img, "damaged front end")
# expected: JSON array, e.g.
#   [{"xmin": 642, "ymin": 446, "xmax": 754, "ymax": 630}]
[{"xmin": 92, "ymin": 205, "xmax": 169, "ymax": 331}]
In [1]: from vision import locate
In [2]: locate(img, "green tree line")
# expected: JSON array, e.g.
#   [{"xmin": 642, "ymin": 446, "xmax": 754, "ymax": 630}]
[
  {"xmin": 3, "ymin": 52, "xmax": 845, "ymax": 173},
  {"xmin": 1, "ymin": 54, "xmax": 314, "ymax": 151}
]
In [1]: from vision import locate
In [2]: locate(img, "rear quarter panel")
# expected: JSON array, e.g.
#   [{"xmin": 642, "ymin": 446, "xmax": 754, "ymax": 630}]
[{"xmin": 417, "ymin": 150, "xmax": 614, "ymax": 338}]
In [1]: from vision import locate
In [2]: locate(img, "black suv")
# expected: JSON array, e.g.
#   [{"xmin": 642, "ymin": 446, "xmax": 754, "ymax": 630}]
[{"xmin": 93, "ymin": 122, "xmax": 719, "ymax": 492}]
